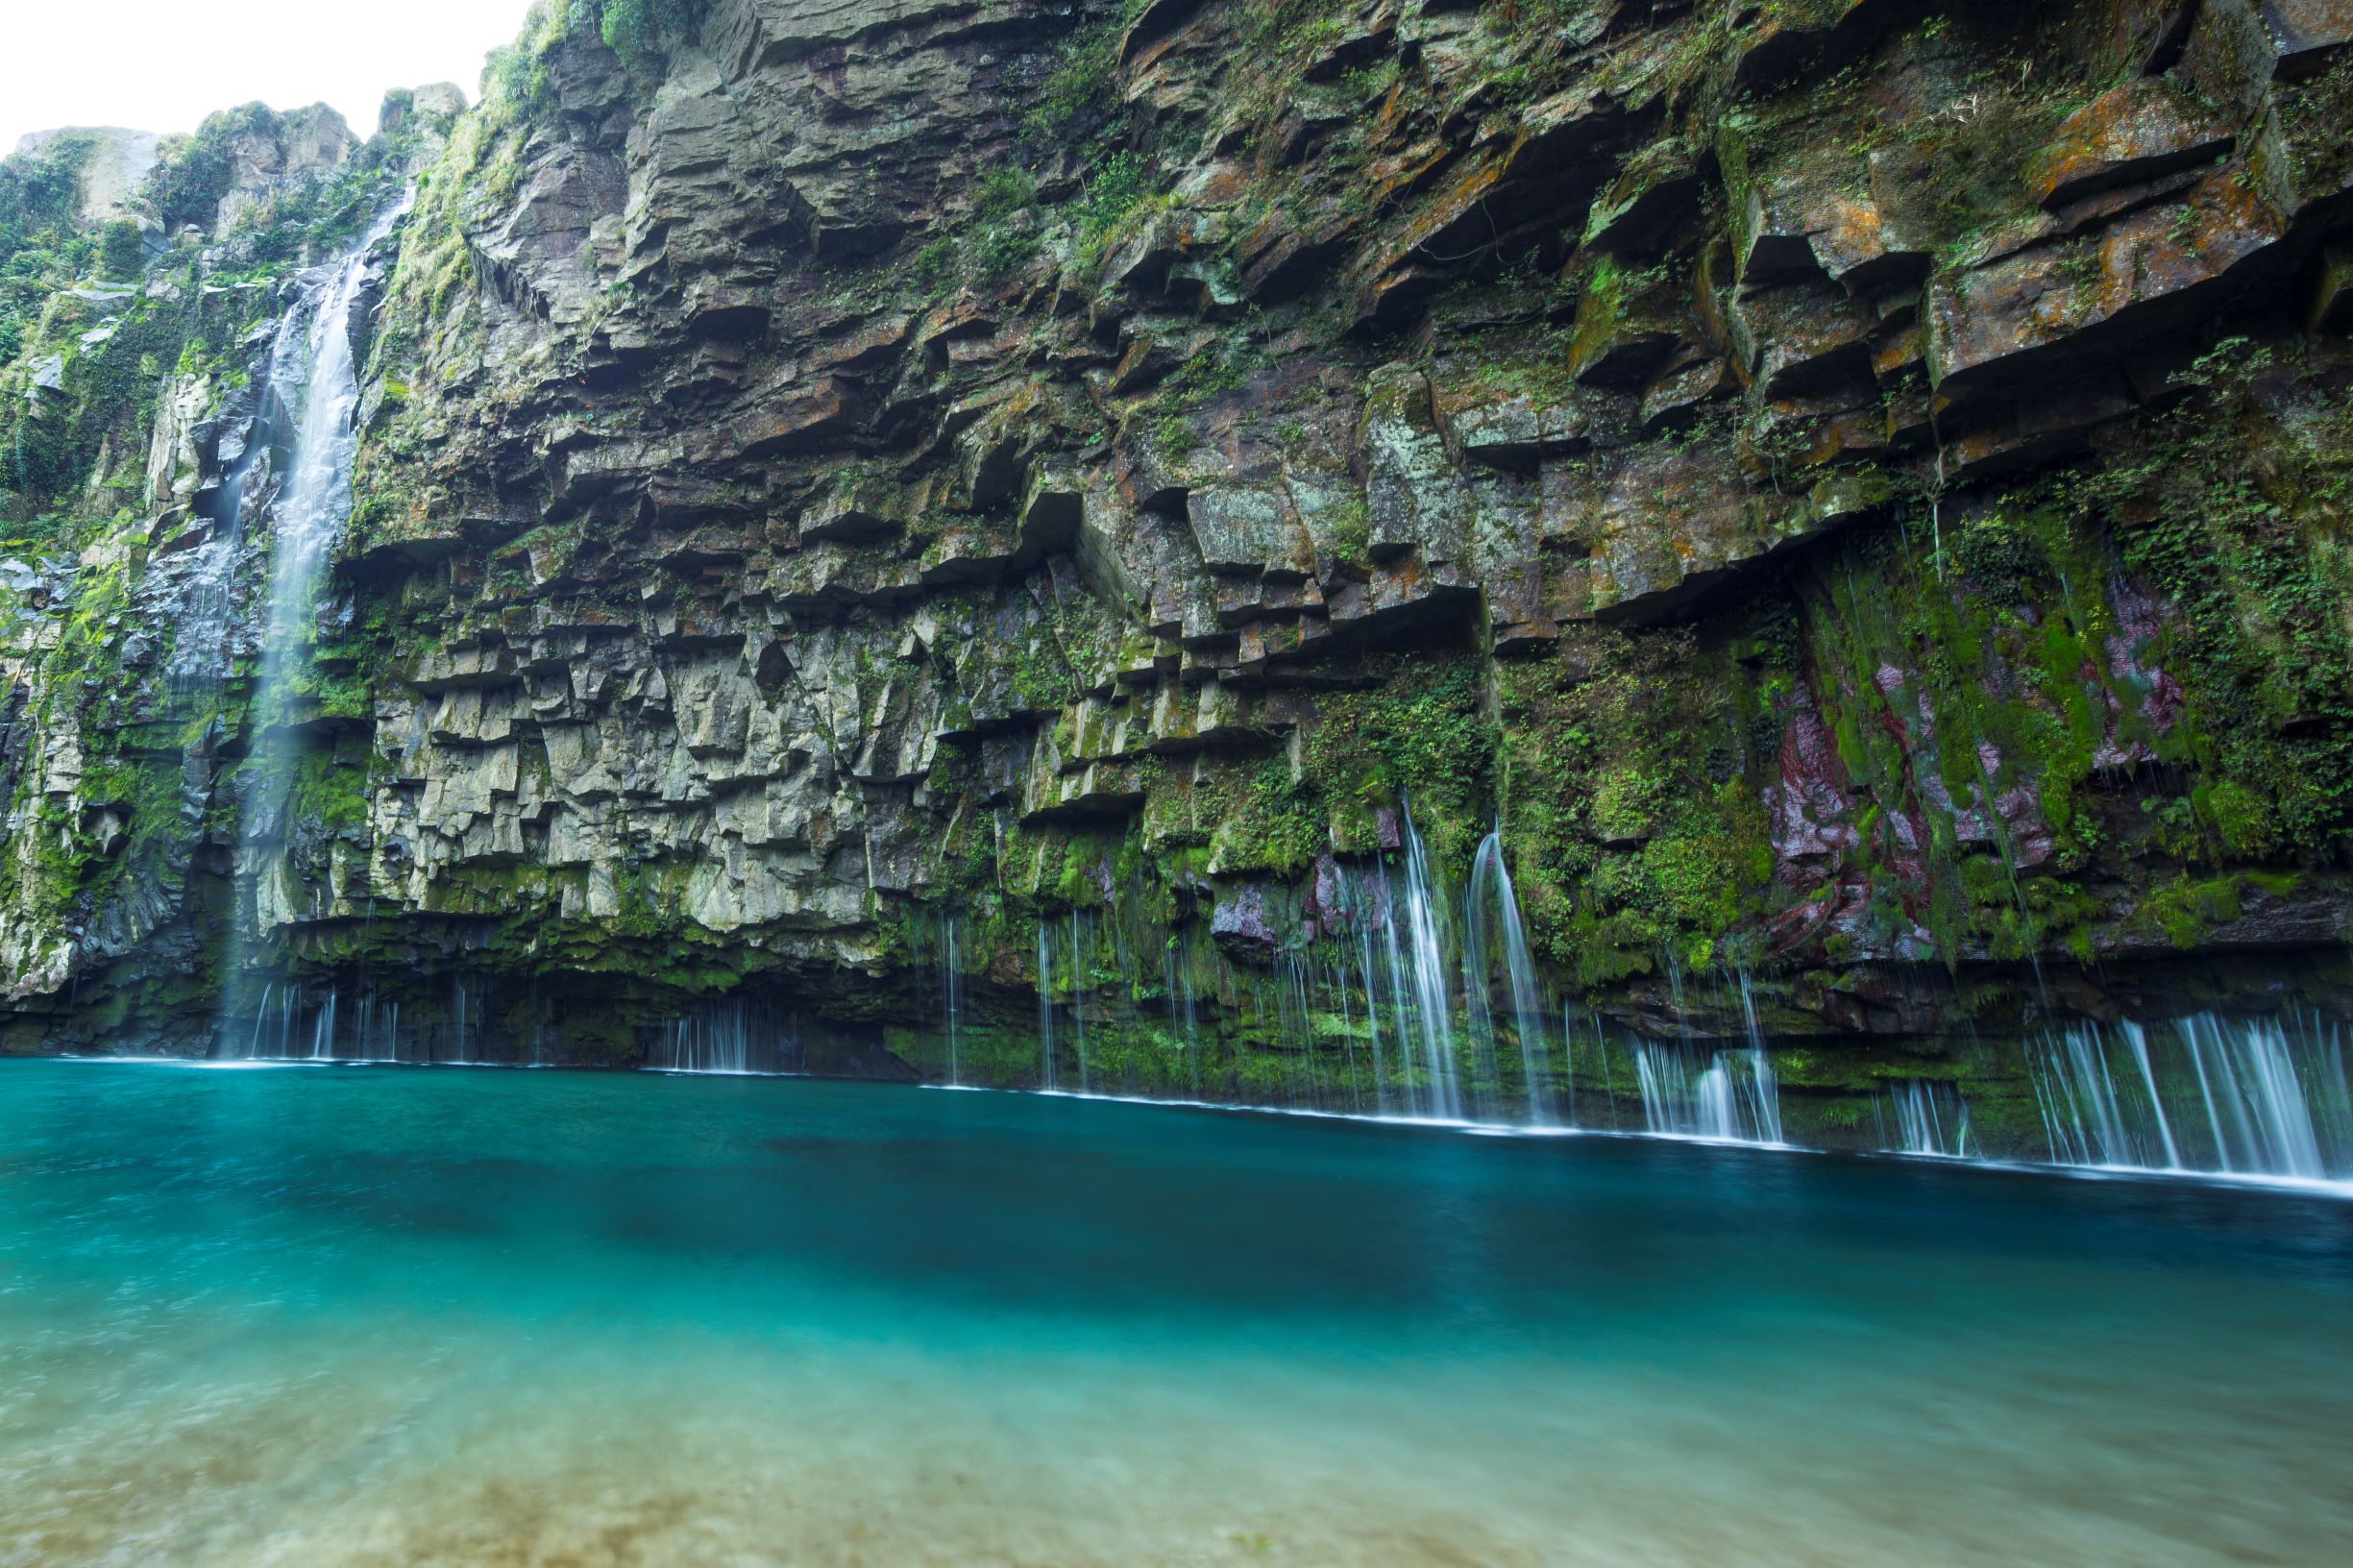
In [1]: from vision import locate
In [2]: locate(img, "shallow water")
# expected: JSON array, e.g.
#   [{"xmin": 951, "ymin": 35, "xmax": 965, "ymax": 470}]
[{"xmin": 1, "ymin": 1062, "xmax": 2348, "ymax": 1567}]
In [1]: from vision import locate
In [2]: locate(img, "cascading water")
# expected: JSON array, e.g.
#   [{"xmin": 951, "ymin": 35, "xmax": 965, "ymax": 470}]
[
  {"xmin": 1745, "ymin": 1047, "xmax": 1783, "ymax": 1144},
  {"xmin": 2029, "ymin": 1012, "xmax": 2351, "ymax": 1185},
  {"xmin": 650, "ymin": 998, "xmax": 805, "ymax": 1075},
  {"xmin": 2177, "ymin": 1014, "xmax": 2330, "ymax": 1178},
  {"xmin": 1877, "ymin": 1080, "xmax": 1973, "ymax": 1158},
  {"xmin": 233, "ymin": 982, "xmax": 393, "ymax": 1064},
  {"xmin": 245, "ymin": 984, "xmax": 293, "ymax": 1060},
  {"xmin": 1068, "ymin": 910, "xmax": 1092, "ymax": 1092},
  {"xmin": 2120, "ymin": 1020, "xmax": 2183, "ymax": 1168},
  {"xmin": 168, "ymin": 300, "xmax": 303, "ymax": 703},
  {"xmin": 2034, "ymin": 1021, "xmax": 2144, "ymax": 1168},
  {"xmin": 450, "ymin": 978, "xmax": 478, "ymax": 1066},
  {"xmin": 1464, "ymin": 830, "xmax": 1553, "ymax": 1124},
  {"xmin": 1035, "ymin": 921, "xmax": 1058, "ymax": 1090},
  {"xmin": 221, "ymin": 196, "xmax": 412, "ymax": 1059},
  {"xmin": 1395, "ymin": 812, "xmax": 1463, "ymax": 1120},
  {"xmin": 938, "ymin": 913, "xmax": 964, "ymax": 1088},
  {"xmin": 1633, "ymin": 1041, "xmax": 1785, "ymax": 1144}
]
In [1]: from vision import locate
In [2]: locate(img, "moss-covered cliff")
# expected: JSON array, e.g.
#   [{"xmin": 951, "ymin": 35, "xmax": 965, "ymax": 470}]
[{"xmin": 5, "ymin": 0, "xmax": 2353, "ymax": 1151}]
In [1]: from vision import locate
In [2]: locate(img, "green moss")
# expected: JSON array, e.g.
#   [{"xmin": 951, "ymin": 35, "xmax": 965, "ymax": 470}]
[
  {"xmin": 2140, "ymin": 875, "xmax": 2243, "ymax": 949},
  {"xmin": 2078, "ymin": 342, "xmax": 2353, "ymax": 861},
  {"xmin": 1500, "ymin": 615, "xmax": 1782, "ymax": 989},
  {"xmin": 288, "ymin": 749, "xmax": 370, "ymax": 831}
]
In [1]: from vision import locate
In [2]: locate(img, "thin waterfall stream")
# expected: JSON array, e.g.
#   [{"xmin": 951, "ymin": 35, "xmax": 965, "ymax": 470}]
[{"xmin": 1466, "ymin": 829, "xmax": 1553, "ymax": 1125}]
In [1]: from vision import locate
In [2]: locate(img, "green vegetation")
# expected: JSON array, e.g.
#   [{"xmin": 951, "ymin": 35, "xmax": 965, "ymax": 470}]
[
  {"xmin": 0, "ymin": 131, "xmax": 97, "ymax": 364},
  {"xmin": 596, "ymin": 0, "xmax": 703, "ymax": 66},
  {"xmin": 2075, "ymin": 341, "xmax": 2353, "ymax": 862},
  {"xmin": 98, "ymin": 220, "xmax": 144, "ymax": 280},
  {"xmin": 1068, "ymin": 149, "xmax": 1164, "ymax": 270},
  {"xmin": 1020, "ymin": 0, "xmax": 1153, "ymax": 143},
  {"xmin": 484, "ymin": 0, "xmax": 706, "ymax": 121},
  {"xmin": 147, "ymin": 105, "xmax": 271, "ymax": 233},
  {"xmin": 1501, "ymin": 621, "xmax": 1780, "ymax": 987},
  {"xmin": 1204, "ymin": 654, "xmax": 1499, "ymax": 877},
  {"xmin": 0, "ymin": 132, "xmax": 94, "ymax": 278}
]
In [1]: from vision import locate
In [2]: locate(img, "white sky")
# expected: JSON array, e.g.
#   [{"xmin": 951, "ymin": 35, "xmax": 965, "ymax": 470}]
[{"xmin": 1, "ymin": 0, "xmax": 539, "ymax": 153}]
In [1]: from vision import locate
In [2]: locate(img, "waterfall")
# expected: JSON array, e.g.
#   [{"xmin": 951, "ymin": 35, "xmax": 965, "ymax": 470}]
[
  {"xmin": 234, "ymin": 983, "xmax": 368, "ymax": 1063},
  {"xmin": 1745, "ymin": 1047, "xmax": 1783, "ymax": 1144},
  {"xmin": 169, "ymin": 292, "xmax": 305, "ymax": 702},
  {"xmin": 222, "ymin": 195, "xmax": 412, "ymax": 1051},
  {"xmin": 1463, "ymin": 831, "xmax": 1552, "ymax": 1123},
  {"xmin": 1068, "ymin": 911, "xmax": 1092, "ymax": 1093},
  {"xmin": 989, "ymin": 813, "xmax": 1557, "ymax": 1123},
  {"xmin": 939, "ymin": 912, "xmax": 964, "ymax": 1088},
  {"xmin": 1593, "ymin": 1020, "xmax": 1621, "ymax": 1129},
  {"xmin": 249, "ymin": 201, "xmax": 409, "ymax": 708},
  {"xmin": 2120, "ymin": 1021, "xmax": 2183, "ymax": 1168},
  {"xmin": 2028, "ymin": 1013, "xmax": 2351, "ymax": 1184},
  {"xmin": 1395, "ymin": 809, "xmax": 1463, "ymax": 1120},
  {"xmin": 2178, "ymin": 1015, "xmax": 2329, "ymax": 1179},
  {"xmin": 1556, "ymin": 1005, "xmax": 1582, "ymax": 1128},
  {"xmin": 1307, "ymin": 818, "xmax": 1466, "ymax": 1121},
  {"xmin": 650, "ymin": 998, "xmax": 804, "ymax": 1075},
  {"xmin": 2032, "ymin": 1022, "xmax": 2152, "ymax": 1169},
  {"xmin": 969, "ymin": 825, "xmax": 1876, "ymax": 1143},
  {"xmin": 244, "ymin": 984, "xmax": 294, "ymax": 1059},
  {"xmin": 1633, "ymin": 1041, "xmax": 1784, "ymax": 1144},
  {"xmin": 1344, "ymin": 916, "xmax": 1390, "ymax": 1116},
  {"xmin": 449, "ymin": 977, "xmax": 478, "ymax": 1065},
  {"xmin": 1169, "ymin": 927, "xmax": 1202, "ymax": 1096},
  {"xmin": 348, "ymin": 992, "xmax": 402, "ymax": 1064},
  {"xmin": 1163, "ymin": 929, "xmax": 1205, "ymax": 1098},
  {"xmin": 1035, "ymin": 921, "xmax": 1057, "ymax": 1090},
  {"xmin": 1877, "ymin": 1080, "xmax": 1973, "ymax": 1158},
  {"xmin": 308, "ymin": 988, "xmax": 338, "ymax": 1061}
]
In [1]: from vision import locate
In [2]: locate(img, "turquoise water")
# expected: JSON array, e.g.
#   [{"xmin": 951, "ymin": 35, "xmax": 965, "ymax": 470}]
[{"xmin": 2, "ymin": 1063, "xmax": 2349, "ymax": 1566}]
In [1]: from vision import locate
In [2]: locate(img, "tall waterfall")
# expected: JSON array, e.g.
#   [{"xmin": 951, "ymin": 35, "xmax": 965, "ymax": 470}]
[
  {"xmin": 2030, "ymin": 1013, "xmax": 2351, "ymax": 1184},
  {"xmin": 171, "ymin": 302, "xmax": 305, "ymax": 701},
  {"xmin": 223, "ymin": 197, "xmax": 411, "ymax": 1057}
]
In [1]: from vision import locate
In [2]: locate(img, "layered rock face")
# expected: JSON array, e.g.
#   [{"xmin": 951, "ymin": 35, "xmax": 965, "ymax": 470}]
[{"xmin": 5, "ymin": 0, "xmax": 2353, "ymax": 1148}]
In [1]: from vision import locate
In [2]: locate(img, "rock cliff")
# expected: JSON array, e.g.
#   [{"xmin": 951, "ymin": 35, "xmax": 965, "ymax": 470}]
[{"xmin": 5, "ymin": 0, "xmax": 2353, "ymax": 1151}]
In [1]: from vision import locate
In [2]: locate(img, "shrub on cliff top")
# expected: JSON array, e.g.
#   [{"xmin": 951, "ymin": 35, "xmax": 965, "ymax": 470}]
[
  {"xmin": 486, "ymin": 0, "xmax": 707, "ymax": 122},
  {"xmin": 597, "ymin": 0, "xmax": 704, "ymax": 66}
]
